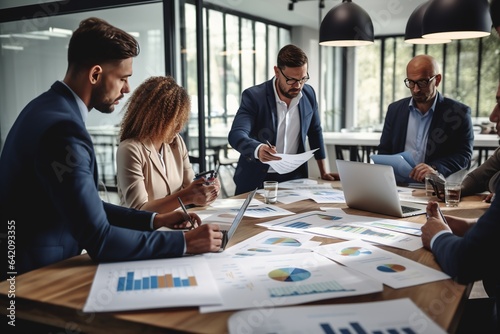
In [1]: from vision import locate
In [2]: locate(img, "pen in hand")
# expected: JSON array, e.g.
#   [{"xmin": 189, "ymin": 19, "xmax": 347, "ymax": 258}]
[
  {"xmin": 436, "ymin": 206, "xmax": 448, "ymax": 225},
  {"xmin": 266, "ymin": 140, "xmax": 273, "ymax": 149},
  {"xmin": 427, "ymin": 204, "xmax": 448, "ymax": 225},
  {"xmin": 177, "ymin": 197, "xmax": 196, "ymax": 230}
]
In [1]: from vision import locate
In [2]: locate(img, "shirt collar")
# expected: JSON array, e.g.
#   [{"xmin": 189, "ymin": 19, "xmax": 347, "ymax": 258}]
[
  {"xmin": 59, "ymin": 80, "xmax": 88, "ymax": 124},
  {"xmin": 409, "ymin": 93, "xmax": 439, "ymax": 116}
]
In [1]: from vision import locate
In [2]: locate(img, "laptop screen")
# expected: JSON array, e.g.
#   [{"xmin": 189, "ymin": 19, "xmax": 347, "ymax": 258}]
[{"xmin": 225, "ymin": 188, "xmax": 257, "ymax": 240}]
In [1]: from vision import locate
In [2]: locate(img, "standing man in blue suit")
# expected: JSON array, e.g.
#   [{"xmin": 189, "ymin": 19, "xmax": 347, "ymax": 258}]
[
  {"xmin": 228, "ymin": 44, "xmax": 338, "ymax": 195},
  {"xmin": 0, "ymin": 17, "xmax": 224, "ymax": 280},
  {"xmin": 377, "ymin": 54, "xmax": 474, "ymax": 182}
]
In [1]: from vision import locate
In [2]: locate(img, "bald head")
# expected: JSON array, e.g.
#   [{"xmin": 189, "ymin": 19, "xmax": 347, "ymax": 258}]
[
  {"xmin": 406, "ymin": 55, "xmax": 440, "ymax": 78},
  {"xmin": 405, "ymin": 55, "xmax": 442, "ymax": 111}
]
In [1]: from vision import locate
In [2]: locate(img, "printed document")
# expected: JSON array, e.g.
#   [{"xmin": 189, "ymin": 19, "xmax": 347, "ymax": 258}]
[{"xmin": 265, "ymin": 148, "xmax": 318, "ymax": 174}]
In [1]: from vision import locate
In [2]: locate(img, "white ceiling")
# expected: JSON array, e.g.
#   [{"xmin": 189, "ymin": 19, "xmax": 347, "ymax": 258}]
[{"xmin": 205, "ymin": 0, "xmax": 429, "ymax": 36}]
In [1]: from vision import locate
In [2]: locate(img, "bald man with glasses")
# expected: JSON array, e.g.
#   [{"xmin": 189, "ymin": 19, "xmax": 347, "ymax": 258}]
[{"xmin": 377, "ymin": 54, "xmax": 474, "ymax": 183}]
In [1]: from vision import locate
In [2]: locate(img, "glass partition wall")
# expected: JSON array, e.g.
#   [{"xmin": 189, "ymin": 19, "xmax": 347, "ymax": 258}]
[{"xmin": 1, "ymin": 0, "xmax": 499, "ymax": 190}]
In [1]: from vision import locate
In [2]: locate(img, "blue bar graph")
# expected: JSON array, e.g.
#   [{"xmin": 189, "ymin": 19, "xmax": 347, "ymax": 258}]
[
  {"xmin": 116, "ymin": 266, "xmax": 198, "ymax": 292},
  {"xmin": 319, "ymin": 322, "xmax": 417, "ymax": 334},
  {"xmin": 285, "ymin": 222, "xmax": 310, "ymax": 229}
]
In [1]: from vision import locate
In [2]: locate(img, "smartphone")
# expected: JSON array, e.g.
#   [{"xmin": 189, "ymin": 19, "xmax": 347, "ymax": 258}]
[{"xmin": 194, "ymin": 170, "xmax": 216, "ymax": 180}]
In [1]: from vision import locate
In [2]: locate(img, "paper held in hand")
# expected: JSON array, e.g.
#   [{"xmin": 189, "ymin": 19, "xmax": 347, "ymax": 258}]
[{"xmin": 264, "ymin": 148, "xmax": 318, "ymax": 174}]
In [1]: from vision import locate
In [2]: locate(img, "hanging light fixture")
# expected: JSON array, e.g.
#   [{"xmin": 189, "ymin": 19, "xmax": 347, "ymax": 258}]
[
  {"xmin": 422, "ymin": 0, "xmax": 492, "ymax": 40},
  {"xmin": 319, "ymin": 0, "xmax": 374, "ymax": 47},
  {"xmin": 404, "ymin": 1, "xmax": 451, "ymax": 44}
]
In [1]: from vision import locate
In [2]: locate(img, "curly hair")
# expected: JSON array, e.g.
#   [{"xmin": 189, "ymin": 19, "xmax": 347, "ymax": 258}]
[{"xmin": 119, "ymin": 76, "xmax": 191, "ymax": 144}]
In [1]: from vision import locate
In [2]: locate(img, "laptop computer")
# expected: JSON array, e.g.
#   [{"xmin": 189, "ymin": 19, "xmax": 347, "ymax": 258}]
[
  {"xmin": 336, "ymin": 160, "xmax": 426, "ymax": 218},
  {"xmin": 218, "ymin": 188, "xmax": 257, "ymax": 251}
]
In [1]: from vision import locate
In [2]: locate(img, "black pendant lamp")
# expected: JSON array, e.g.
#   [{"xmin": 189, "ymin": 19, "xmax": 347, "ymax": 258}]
[
  {"xmin": 319, "ymin": 0, "xmax": 374, "ymax": 47},
  {"xmin": 404, "ymin": 1, "xmax": 451, "ymax": 44},
  {"xmin": 422, "ymin": 0, "xmax": 492, "ymax": 40}
]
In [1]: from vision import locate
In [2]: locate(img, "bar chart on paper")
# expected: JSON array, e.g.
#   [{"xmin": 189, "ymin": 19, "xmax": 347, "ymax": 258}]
[
  {"xmin": 83, "ymin": 256, "xmax": 222, "ymax": 312},
  {"xmin": 117, "ymin": 265, "xmax": 198, "ymax": 291},
  {"xmin": 320, "ymin": 321, "xmax": 417, "ymax": 334},
  {"xmin": 228, "ymin": 298, "xmax": 446, "ymax": 334}
]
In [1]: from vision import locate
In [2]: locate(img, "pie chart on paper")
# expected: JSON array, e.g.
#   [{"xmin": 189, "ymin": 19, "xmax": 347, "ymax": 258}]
[
  {"xmin": 338, "ymin": 247, "xmax": 372, "ymax": 257},
  {"xmin": 268, "ymin": 267, "xmax": 311, "ymax": 282},
  {"xmin": 376, "ymin": 264, "xmax": 406, "ymax": 273}
]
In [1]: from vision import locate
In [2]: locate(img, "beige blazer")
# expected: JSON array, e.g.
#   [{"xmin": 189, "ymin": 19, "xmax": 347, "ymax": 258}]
[{"xmin": 116, "ymin": 134, "xmax": 195, "ymax": 209}]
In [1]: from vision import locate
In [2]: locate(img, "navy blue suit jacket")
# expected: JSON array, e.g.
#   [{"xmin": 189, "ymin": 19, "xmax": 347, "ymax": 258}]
[
  {"xmin": 377, "ymin": 92, "xmax": 474, "ymax": 177},
  {"xmin": 431, "ymin": 180, "xmax": 500, "ymax": 324},
  {"xmin": 0, "ymin": 81, "xmax": 184, "ymax": 278},
  {"xmin": 228, "ymin": 79, "xmax": 326, "ymax": 195}
]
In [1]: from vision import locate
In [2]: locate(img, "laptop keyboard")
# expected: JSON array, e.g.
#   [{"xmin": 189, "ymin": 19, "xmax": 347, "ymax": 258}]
[{"xmin": 401, "ymin": 205, "xmax": 420, "ymax": 213}]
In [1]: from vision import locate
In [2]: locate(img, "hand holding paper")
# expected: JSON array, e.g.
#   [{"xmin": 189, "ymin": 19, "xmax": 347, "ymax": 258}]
[{"xmin": 264, "ymin": 148, "xmax": 318, "ymax": 174}]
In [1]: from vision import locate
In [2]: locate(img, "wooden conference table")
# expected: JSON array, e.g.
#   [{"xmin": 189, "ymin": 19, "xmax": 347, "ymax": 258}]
[{"xmin": 0, "ymin": 183, "xmax": 491, "ymax": 334}]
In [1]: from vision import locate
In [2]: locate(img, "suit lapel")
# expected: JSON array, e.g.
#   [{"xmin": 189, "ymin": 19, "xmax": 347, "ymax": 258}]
[
  {"xmin": 142, "ymin": 140, "xmax": 169, "ymax": 184},
  {"xmin": 266, "ymin": 79, "xmax": 278, "ymax": 142}
]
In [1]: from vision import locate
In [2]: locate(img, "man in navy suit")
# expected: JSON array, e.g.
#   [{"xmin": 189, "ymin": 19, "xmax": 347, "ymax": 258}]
[
  {"xmin": 377, "ymin": 54, "xmax": 474, "ymax": 182},
  {"xmin": 0, "ymin": 17, "xmax": 223, "ymax": 279},
  {"xmin": 421, "ymin": 3, "xmax": 500, "ymax": 332},
  {"xmin": 228, "ymin": 44, "xmax": 338, "ymax": 195}
]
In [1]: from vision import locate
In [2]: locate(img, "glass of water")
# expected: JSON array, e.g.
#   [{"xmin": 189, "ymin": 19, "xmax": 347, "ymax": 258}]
[
  {"xmin": 263, "ymin": 181, "xmax": 278, "ymax": 204},
  {"xmin": 445, "ymin": 182, "xmax": 461, "ymax": 207}
]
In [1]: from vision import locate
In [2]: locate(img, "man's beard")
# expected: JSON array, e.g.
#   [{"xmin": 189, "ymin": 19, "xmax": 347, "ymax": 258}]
[{"xmin": 278, "ymin": 83, "xmax": 299, "ymax": 100}]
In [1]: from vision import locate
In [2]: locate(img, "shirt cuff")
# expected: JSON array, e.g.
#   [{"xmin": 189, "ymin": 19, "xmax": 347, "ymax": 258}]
[
  {"xmin": 254, "ymin": 144, "xmax": 264, "ymax": 159},
  {"xmin": 430, "ymin": 230, "xmax": 452, "ymax": 250},
  {"xmin": 150, "ymin": 212, "xmax": 157, "ymax": 230}
]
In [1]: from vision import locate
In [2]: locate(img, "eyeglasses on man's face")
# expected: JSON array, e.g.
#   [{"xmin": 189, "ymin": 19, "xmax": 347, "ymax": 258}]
[
  {"xmin": 279, "ymin": 67, "xmax": 310, "ymax": 86},
  {"xmin": 404, "ymin": 75, "xmax": 437, "ymax": 89}
]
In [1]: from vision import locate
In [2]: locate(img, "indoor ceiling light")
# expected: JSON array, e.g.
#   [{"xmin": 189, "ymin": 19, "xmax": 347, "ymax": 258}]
[
  {"xmin": 319, "ymin": 0, "xmax": 374, "ymax": 47},
  {"xmin": 422, "ymin": 0, "xmax": 492, "ymax": 40},
  {"xmin": 404, "ymin": 1, "xmax": 451, "ymax": 44}
]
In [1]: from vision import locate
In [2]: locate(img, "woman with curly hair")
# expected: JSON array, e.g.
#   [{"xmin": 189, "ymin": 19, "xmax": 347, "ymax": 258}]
[{"xmin": 117, "ymin": 76, "xmax": 220, "ymax": 213}]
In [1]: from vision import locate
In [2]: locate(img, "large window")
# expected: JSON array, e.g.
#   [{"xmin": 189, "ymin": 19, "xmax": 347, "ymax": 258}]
[
  {"xmin": 0, "ymin": 2, "xmax": 165, "ymax": 184},
  {"xmin": 353, "ymin": 31, "xmax": 500, "ymax": 131},
  {"xmin": 181, "ymin": 2, "xmax": 291, "ymax": 159}
]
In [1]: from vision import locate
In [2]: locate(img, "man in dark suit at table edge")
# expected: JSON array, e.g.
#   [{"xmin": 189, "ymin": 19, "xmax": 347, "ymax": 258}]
[
  {"xmin": 0, "ymin": 17, "xmax": 224, "ymax": 281},
  {"xmin": 421, "ymin": 2, "xmax": 500, "ymax": 332}
]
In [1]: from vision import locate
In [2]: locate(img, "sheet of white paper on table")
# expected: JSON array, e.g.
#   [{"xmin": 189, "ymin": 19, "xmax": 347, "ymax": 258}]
[
  {"xmin": 227, "ymin": 298, "xmax": 446, "ymax": 334},
  {"xmin": 317, "ymin": 208, "xmax": 423, "ymax": 236},
  {"xmin": 83, "ymin": 256, "xmax": 222, "ymax": 312},
  {"xmin": 275, "ymin": 190, "xmax": 311, "ymax": 204},
  {"xmin": 257, "ymin": 189, "xmax": 310, "ymax": 204},
  {"xmin": 264, "ymin": 148, "xmax": 318, "ymax": 174},
  {"xmin": 200, "ymin": 252, "xmax": 382, "ymax": 313},
  {"xmin": 258, "ymin": 209, "xmax": 423, "ymax": 251},
  {"xmin": 313, "ymin": 240, "xmax": 449, "ymax": 289},
  {"xmin": 305, "ymin": 188, "xmax": 345, "ymax": 203},
  {"xmin": 210, "ymin": 198, "xmax": 263, "ymax": 209},
  {"xmin": 279, "ymin": 178, "xmax": 318, "ymax": 188},
  {"xmin": 227, "ymin": 204, "xmax": 295, "ymax": 218},
  {"xmin": 206, "ymin": 230, "xmax": 321, "ymax": 258}
]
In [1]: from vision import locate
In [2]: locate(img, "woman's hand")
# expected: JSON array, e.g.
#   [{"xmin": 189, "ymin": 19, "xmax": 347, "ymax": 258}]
[{"xmin": 184, "ymin": 177, "xmax": 220, "ymax": 206}]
